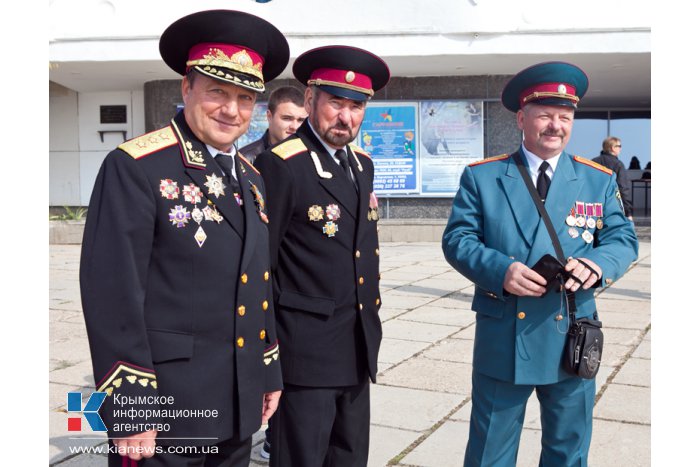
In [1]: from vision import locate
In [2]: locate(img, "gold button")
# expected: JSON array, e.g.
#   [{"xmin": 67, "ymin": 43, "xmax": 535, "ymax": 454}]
[
  {"xmin": 517, "ymin": 312, "xmax": 526, "ymax": 320},
  {"xmin": 375, "ymin": 248, "xmax": 380, "ymax": 256},
  {"xmin": 237, "ymin": 305, "xmax": 246, "ymax": 316},
  {"xmin": 241, "ymin": 273, "xmax": 248, "ymax": 284},
  {"xmin": 355, "ymin": 250, "xmax": 361, "ymax": 258},
  {"xmin": 259, "ymin": 330, "xmax": 266, "ymax": 340},
  {"xmin": 237, "ymin": 337, "xmax": 245, "ymax": 348},
  {"xmin": 605, "ymin": 278, "xmax": 612, "ymax": 285},
  {"xmin": 264, "ymin": 271, "xmax": 269, "ymax": 281},
  {"xmin": 375, "ymin": 298, "xmax": 380, "ymax": 305},
  {"xmin": 359, "ymin": 277, "xmax": 364, "ymax": 285},
  {"xmin": 262, "ymin": 300, "xmax": 269, "ymax": 311},
  {"xmin": 359, "ymin": 303, "xmax": 364, "ymax": 311},
  {"xmin": 555, "ymin": 315, "xmax": 564, "ymax": 321}
]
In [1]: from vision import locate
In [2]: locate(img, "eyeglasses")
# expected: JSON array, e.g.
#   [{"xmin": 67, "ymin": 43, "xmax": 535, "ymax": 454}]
[{"xmin": 613, "ymin": 144, "xmax": 622, "ymax": 148}]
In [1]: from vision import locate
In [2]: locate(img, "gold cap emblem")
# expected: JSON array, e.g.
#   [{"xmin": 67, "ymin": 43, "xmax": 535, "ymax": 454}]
[{"xmin": 345, "ymin": 71, "xmax": 355, "ymax": 83}]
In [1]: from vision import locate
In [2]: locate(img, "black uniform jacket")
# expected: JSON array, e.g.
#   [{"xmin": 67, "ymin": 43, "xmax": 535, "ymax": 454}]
[
  {"xmin": 239, "ymin": 130, "xmax": 271, "ymax": 165},
  {"xmin": 80, "ymin": 110, "xmax": 282, "ymax": 445},
  {"xmin": 254, "ymin": 120, "xmax": 382, "ymax": 387}
]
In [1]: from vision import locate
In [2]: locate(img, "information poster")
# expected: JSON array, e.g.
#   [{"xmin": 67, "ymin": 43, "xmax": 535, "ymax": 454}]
[
  {"xmin": 419, "ymin": 100, "xmax": 484, "ymax": 195},
  {"xmin": 357, "ymin": 102, "xmax": 419, "ymax": 194},
  {"xmin": 236, "ymin": 103, "xmax": 268, "ymax": 148}
]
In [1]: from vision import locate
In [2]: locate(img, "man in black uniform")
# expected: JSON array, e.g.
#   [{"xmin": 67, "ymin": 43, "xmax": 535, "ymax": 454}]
[
  {"xmin": 79, "ymin": 10, "xmax": 289, "ymax": 466},
  {"xmin": 240, "ymin": 86, "xmax": 307, "ymax": 165},
  {"xmin": 254, "ymin": 46, "xmax": 390, "ymax": 467}
]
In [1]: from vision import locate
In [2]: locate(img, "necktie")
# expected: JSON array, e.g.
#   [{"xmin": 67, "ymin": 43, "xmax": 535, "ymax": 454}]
[
  {"xmin": 335, "ymin": 149, "xmax": 357, "ymax": 191},
  {"xmin": 536, "ymin": 161, "xmax": 551, "ymax": 201},
  {"xmin": 215, "ymin": 153, "xmax": 240, "ymax": 192}
]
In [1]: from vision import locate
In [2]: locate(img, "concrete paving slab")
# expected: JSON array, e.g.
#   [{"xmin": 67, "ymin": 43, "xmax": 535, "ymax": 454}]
[
  {"xmin": 49, "ymin": 411, "xmax": 107, "ymax": 464},
  {"xmin": 603, "ymin": 328, "xmax": 643, "ymax": 346},
  {"xmin": 603, "ymin": 343, "xmax": 636, "ymax": 368},
  {"xmin": 379, "ymin": 357, "xmax": 471, "ymax": 395},
  {"xmin": 52, "ymin": 453, "xmax": 108, "ymax": 466},
  {"xmin": 515, "ymin": 428, "xmax": 545, "ymax": 467},
  {"xmin": 428, "ymin": 292, "xmax": 474, "ymax": 310},
  {"xmin": 589, "ymin": 419, "xmax": 650, "ymax": 467},
  {"xmin": 50, "ymin": 337, "xmax": 92, "ymax": 363},
  {"xmin": 382, "ymin": 319, "xmax": 461, "ymax": 343},
  {"xmin": 398, "ymin": 305, "xmax": 475, "ymax": 327},
  {"xmin": 391, "ymin": 284, "xmax": 452, "ymax": 299},
  {"xmin": 370, "ymin": 384, "xmax": 465, "ymax": 432},
  {"xmin": 422, "ymin": 338, "xmax": 473, "ymax": 364},
  {"xmin": 368, "ymin": 425, "xmax": 422, "ymax": 467},
  {"xmin": 449, "ymin": 401, "xmax": 471, "ymax": 422},
  {"xmin": 378, "ymin": 338, "xmax": 433, "ymax": 365},
  {"xmin": 612, "ymin": 357, "xmax": 651, "ymax": 387},
  {"xmin": 632, "ymin": 339, "xmax": 651, "ymax": 359},
  {"xmin": 597, "ymin": 309, "xmax": 650, "ymax": 330},
  {"xmin": 452, "ymin": 325, "xmax": 476, "ymax": 340},
  {"xmin": 50, "ymin": 383, "xmax": 94, "ymax": 411},
  {"xmin": 400, "ymin": 419, "xmax": 468, "ymax": 467},
  {"xmin": 379, "ymin": 306, "xmax": 409, "ymax": 322},
  {"xmin": 379, "ymin": 292, "xmax": 439, "ymax": 310},
  {"xmin": 594, "ymin": 384, "xmax": 650, "ymax": 424},
  {"xmin": 49, "ymin": 359, "xmax": 95, "ymax": 387},
  {"xmin": 412, "ymin": 276, "xmax": 473, "ymax": 292}
]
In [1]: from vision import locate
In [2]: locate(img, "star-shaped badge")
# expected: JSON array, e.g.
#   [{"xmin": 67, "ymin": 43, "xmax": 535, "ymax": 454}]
[
  {"xmin": 204, "ymin": 173, "xmax": 226, "ymax": 198},
  {"xmin": 183, "ymin": 183, "xmax": 203, "ymax": 204}
]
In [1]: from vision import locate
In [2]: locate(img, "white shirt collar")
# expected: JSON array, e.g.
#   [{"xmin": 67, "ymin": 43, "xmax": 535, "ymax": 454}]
[
  {"xmin": 206, "ymin": 144, "xmax": 238, "ymax": 180},
  {"xmin": 521, "ymin": 144, "xmax": 560, "ymax": 181}
]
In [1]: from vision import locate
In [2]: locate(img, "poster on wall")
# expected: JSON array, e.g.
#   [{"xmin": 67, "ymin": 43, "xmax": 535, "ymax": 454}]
[
  {"xmin": 357, "ymin": 102, "xmax": 419, "ymax": 195},
  {"xmin": 419, "ymin": 100, "xmax": 484, "ymax": 195},
  {"xmin": 236, "ymin": 103, "xmax": 268, "ymax": 148}
]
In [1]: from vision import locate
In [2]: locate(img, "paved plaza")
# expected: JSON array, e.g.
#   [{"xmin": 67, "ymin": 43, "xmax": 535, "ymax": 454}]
[{"xmin": 50, "ymin": 240, "xmax": 651, "ymax": 466}]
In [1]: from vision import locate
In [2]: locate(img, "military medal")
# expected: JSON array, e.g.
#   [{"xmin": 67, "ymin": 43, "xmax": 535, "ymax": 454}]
[
  {"xmin": 194, "ymin": 226, "xmax": 207, "ymax": 248},
  {"xmin": 596, "ymin": 218, "xmax": 604, "ymax": 230},
  {"xmin": 169, "ymin": 205, "xmax": 190, "ymax": 228},
  {"xmin": 308, "ymin": 205, "xmax": 324, "ymax": 221},
  {"xmin": 575, "ymin": 201, "xmax": 586, "ymax": 227},
  {"xmin": 582, "ymin": 230, "xmax": 594, "ymax": 244},
  {"xmin": 202, "ymin": 205, "xmax": 223, "ymax": 224},
  {"xmin": 568, "ymin": 227, "xmax": 579, "ymax": 238},
  {"xmin": 586, "ymin": 217, "xmax": 596, "ymax": 229},
  {"xmin": 323, "ymin": 221, "xmax": 338, "ymax": 237},
  {"xmin": 566, "ymin": 215, "xmax": 576, "ymax": 227},
  {"xmin": 576, "ymin": 216, "xmax": 586, "ymax": 228},
  {"xmin": 204, "ymin": 173, "xmax": 226, "ymax": 198},
  {"xmin": 234, "ymin": 193, "xmax": 243, "ymax": 206},
  {"xmin": 183, "ymin": 183, "xmax": 203, "ymax": 204},
  {"xmin": 259, "ymin": 211, "xmax": 269, "ymax": 223},
  {"xmin": 326, "ymin": 204, "xmax": 341, "ymax": 221},
  {"xmin": 191, "ymin": 207, "xmax": 204, "ymax": 224},
  {"xmin": 159, "ymin": 179, "xmax": 179, "ymax": 199},
  {"xmin": 249, "ymin": 181, "xmax": 268, "ymax": 223}
]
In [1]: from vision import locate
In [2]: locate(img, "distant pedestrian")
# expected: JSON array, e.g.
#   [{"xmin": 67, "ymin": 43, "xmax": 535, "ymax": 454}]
[
  {"xmin": 629, "ymin": 155, "xmax": 641, "ymax": 170},
  {"xmin": 593, "ymin": 136, "xmax": 633, "ymax": 220}
]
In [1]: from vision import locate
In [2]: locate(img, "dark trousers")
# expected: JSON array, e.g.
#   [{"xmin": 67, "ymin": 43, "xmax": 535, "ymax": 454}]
[
  {"xmin": 270, "ymin": 380, "xmax": 370, "ymax": 467},
  {"xmin": 465, "ymin": 371, "xmax": 595, "ymax": 467},
  {"xmin": 107, "ymin": 436, "xmax": 252, "ymax": 467}
]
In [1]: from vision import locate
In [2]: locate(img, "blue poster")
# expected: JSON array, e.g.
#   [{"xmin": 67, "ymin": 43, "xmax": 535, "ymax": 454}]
[
  {"xmin": 236, "ymin": 103, "xmax": 268, "ymax": 149},
  {"xmin": 357, "ymin": 102, "xmax": 419, "ymax": 195}
]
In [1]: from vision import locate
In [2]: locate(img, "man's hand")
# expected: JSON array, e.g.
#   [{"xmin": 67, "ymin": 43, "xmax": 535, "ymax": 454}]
[
  {"xmin": 564, "ymin": 257, "xmax": 602, "ymax": 292},
  {"xmin": 113, "ymin": 429, "xmax": 157, "ymax": 461},
  {"xmin": 262, "ymin": 390, "xmax": 282, "ymax": 424},
  {"xmin": 503, "ymin": 262, "xmax": 547, "ymax": 297}
]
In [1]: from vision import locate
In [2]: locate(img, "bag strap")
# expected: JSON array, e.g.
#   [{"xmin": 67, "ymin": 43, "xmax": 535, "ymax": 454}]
[{"xmin": 512, "ymin": 151, "xmax": 578, "ymax": 320}]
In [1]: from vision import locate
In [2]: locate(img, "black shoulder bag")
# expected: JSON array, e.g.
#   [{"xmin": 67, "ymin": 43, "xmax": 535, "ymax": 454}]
[{"xmin": 513, "ymin": 153, "xmax": 603, "ymax": 379}]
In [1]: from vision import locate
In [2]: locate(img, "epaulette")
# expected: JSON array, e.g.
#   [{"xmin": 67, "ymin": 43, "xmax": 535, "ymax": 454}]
[
  {"xmin": 238, "ymin": 153, "xmax": 260, "ymax": 175},
  {"xmin": 469, "ymin": 154, "xmax": 509, "ymax": 167},
  {"xmin": 271, "ymin": 138, "xmax": 307, "ymax": 160},
  {"xmin": 349, "ymin": 143, "xmax": 371, "ymax": 159},
  {"xmin": 573, "ymin": 155, "xmax": 613, "ymax": 175},
  {"xmin": 118, "ymin": 127, "xmax": 177, "ymax": 160}
]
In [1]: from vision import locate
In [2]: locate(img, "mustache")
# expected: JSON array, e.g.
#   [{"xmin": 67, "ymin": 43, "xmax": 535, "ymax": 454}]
[
  {"xmin": 331, "ymin": 122, "xmax": 352, "ymax": 132},
  {"xmin": 541, "ymin": 130, "xmax": 564, "ymax": 137}
]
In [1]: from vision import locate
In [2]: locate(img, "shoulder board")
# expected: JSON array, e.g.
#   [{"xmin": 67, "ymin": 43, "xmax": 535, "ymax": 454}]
[
  {"xmin": 469, "ymin": 154, "xmax": 509, "ymax": 167},
  {"xmin": 238, "ymin": 153, "xmax": 260, "ymax": 175},
  {"xmin": 349, "ymin": 143, "xmax": 371, "ymax": 159},
  {"xmin": 573, "ymin": 155, "xmax": 613, "ymax": 175},
  {"xmin": 271, "ymin": 138, "xmax": 307, "ymax": 160},
  {"xmin": 118, "ymin": 127, "xmax": 177, "ymax": 160}
]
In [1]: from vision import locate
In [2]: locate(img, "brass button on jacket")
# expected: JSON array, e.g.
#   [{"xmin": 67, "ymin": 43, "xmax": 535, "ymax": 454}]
[
  {"xmin": 236, "ymin": 337, "xmax": 245, "ymax": 348},
  {"xmin": 517, "ymin": 311, "xmax": 526, "ymax": 320},
  {"xmin": 237, "ymin": 305, "xmax": 246, "ymax": 316}
]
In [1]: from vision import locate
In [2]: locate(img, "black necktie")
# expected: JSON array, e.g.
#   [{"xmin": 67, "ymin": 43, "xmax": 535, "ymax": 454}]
[
  {"xmin": 215, "ymin": 153, "xmax": 240, "ymax": 192},
  {"xmin": 335, "ymin": 149, "xmax": 357, "ymax": 191},
  {"xmin": 536, "ymin": 161, "xmax": 551, "ymax": 201}
]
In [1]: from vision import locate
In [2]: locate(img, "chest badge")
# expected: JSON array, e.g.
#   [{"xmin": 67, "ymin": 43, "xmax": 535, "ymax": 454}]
[
  {"xmin": 323, "ymin": 221, "xmax": 339, "ymax": 237},
  {"xmin": 308, "ymin": 205, "xmax": 324, "ymax": 221},
  {"xmin": 169, "ymin": 205, "xmax": 191, "ymax": 228},
  {"xmin": 194, "ymin": 226, "xmax": 207, "ymax": 248},
  {"xmin": 204, "ymin": 173, "xmax": 226, "ymax": 198},
  {"xmin": 325, "ymin": 204, "xmax": 341, "ymax": 221},
  {"xmin": 159, "ymin": 179, "xmax": 179, "ymax": 199},
  {"xmin": 183, "ymin": 184, "xmax": 203, "ymax": 204}
]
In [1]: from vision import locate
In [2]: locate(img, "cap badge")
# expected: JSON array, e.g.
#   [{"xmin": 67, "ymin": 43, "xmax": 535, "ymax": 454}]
[
  {"xmin": 345, "ymin": 71, "xmax": 356, "ymax": 83},
  {"xmin": 557, "ymin": 84, "xmax": 567, "ymax": 94}
]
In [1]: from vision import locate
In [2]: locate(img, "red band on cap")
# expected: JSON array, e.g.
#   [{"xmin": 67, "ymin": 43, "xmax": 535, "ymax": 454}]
[
  {"xmin": 309, "ymin": 68, "xmax": 373, "ymax": 92},
  {"xmin": 519, "ymin": 82, "xmax": 578, "ymax": 107}
]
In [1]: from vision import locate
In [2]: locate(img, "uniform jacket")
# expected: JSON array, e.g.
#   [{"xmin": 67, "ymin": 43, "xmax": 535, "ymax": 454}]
[
  {"xmin": 254, "ymin": 120, "xmax": 382, "ymax": 387},
  {"xmin": 442, "ymin": 149, "xmax": 638, "ymax": 385},
  {"xmin": 80, "ymin": 110, "xmax": 282, "ymax": 444},
  {"xmin": 239, "ymin": 130, "xmax": 271, "ymax": 165},
  {"xmin": 592, "ymin": 151, "xmax": 633, "ymax": 215}
]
